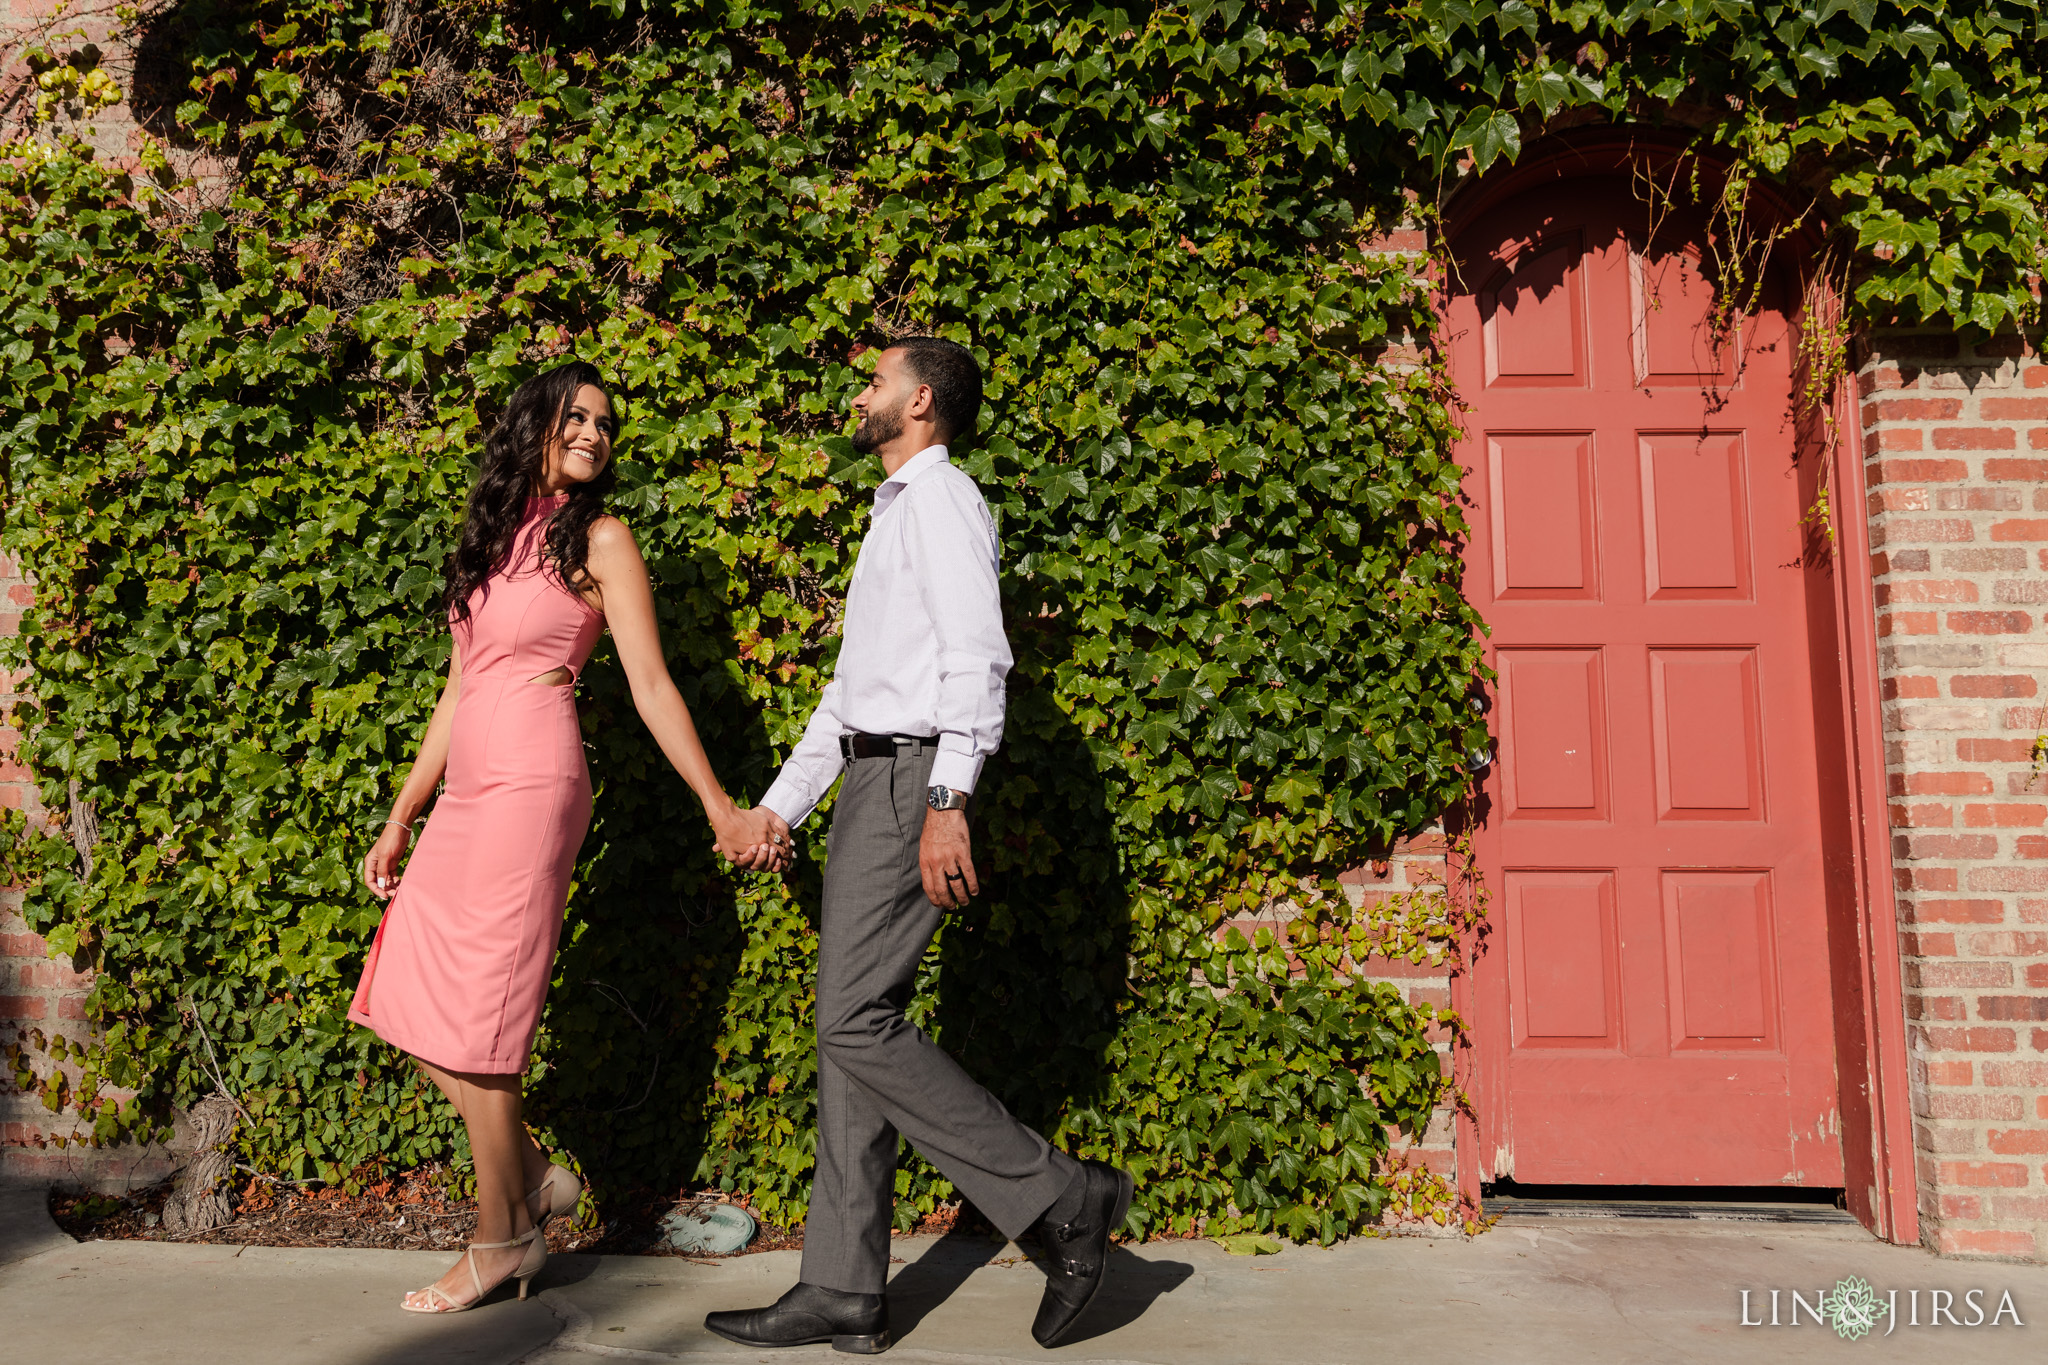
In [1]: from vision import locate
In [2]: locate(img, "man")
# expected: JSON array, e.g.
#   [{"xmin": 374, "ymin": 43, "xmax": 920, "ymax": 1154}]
[{"xmin": 704, "ymin": 337, "xmax": 1132, "ymax": 1355}]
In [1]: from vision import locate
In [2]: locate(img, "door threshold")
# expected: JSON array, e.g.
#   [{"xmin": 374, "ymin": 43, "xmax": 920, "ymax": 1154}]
[{"xmin": 1482, "ymin": 1182, "xmax": 1857, "ymax": 1225}]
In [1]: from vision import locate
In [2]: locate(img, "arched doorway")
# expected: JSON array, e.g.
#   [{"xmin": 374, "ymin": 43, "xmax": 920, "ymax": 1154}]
[{"xmin": 1444, "ymin": 144, "xmax": 1913, "ymax": 1235}]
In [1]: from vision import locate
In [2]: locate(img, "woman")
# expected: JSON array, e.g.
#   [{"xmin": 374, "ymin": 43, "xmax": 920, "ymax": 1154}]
[{"xmin": 350, "ymin": 361, "xmax": 785, "ymax": 1312}]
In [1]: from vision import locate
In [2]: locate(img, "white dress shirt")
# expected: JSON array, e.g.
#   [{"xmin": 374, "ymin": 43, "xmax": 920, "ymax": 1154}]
[{"xmin": 759, "ymin": 445, "xmax": 1012, "ymax": 827}]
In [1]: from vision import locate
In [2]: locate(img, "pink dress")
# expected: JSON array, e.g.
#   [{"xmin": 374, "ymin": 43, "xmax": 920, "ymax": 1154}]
[{"xmin": 349, "ymin": 494, "xmax": 604, "ymax": 1074}]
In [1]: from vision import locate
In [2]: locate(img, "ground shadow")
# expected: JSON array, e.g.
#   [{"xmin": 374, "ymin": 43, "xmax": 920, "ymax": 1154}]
[
  {"xmin": 1049, "ymin": 1246, "xmax": 1195, "ymax": 1345},
  {"xmin": 886, "ymin": 1227, "xmax": 1194, "ymax": 1349},
  {"xmin": 883, "ymin": 1224, "xmax": 1009, "ymax": 1339}
]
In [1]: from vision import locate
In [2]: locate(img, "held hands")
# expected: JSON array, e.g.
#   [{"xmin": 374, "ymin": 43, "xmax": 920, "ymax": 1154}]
[
  {"xmin": 920, "ymin": 808, "xmax": 978, "ymax": 910},
  {"xmin": 713, "ymin": 803, "xmax": 791, "ymax": 873},
  {"xmin": 362, "ymin": 822, "xmax": 411, "ymax": 900}
]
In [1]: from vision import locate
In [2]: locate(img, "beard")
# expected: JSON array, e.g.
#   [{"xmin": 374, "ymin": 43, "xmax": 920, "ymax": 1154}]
[{"xmin": 850, "ymin": 395, "xmax": 907, "ymax": 454}]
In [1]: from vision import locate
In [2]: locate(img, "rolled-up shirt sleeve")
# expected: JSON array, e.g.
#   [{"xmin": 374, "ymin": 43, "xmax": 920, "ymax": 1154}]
[
  {"xmin": 759, "ymin": 675, "xmax": 849, "ymax": 828},
  {"xmin": 901, "ymin": 477, "xmax": 1012, "ymax": 794}
]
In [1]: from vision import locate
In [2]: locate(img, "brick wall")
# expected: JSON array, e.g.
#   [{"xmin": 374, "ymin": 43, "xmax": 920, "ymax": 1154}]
[
  {"xmin": 1, "ymin": 0, "xmax": 186, "ymax": 1194},
  {"xmin": 1220, "ymin": 833, "xmax": 1464, "ymax": 1217},
  {"xmin": 0, "ymin": 553, "xmax": 176, "ymax": 1191},
  {"xmin": 1859, "ymin": 330, "xmax": 2048, "ymax": 1260}
]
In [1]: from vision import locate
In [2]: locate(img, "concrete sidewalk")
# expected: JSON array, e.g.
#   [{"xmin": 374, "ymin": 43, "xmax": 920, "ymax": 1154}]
[{"xmin": 5, "ymin": 1185, "xmax": 2045, "ymax": 1363}]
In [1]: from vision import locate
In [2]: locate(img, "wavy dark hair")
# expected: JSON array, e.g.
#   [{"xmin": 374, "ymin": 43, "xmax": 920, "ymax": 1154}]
[{"xmin": 443, "ymin": 361, "xmax": 619, "ymax": 626}]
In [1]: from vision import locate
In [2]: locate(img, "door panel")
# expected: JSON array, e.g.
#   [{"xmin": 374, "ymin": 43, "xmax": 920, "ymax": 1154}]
[{"xmin": 1453, "ymin": 179, "xmax": 1844, "ymax": 1187}]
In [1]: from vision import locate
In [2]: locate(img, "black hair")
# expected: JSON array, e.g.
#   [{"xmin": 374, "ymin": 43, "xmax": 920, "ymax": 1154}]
[
  {"xmin": 442, "ymin": 360, "xmax": 619, "ymax": 626},
  {"xmin": 889, "ymin": 335, "xmax": 983, "ymax": 444}
]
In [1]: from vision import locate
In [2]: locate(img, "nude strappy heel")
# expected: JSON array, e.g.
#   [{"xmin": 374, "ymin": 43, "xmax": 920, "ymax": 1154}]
[
  {"xmin": 400, "ymin": 1225, "xmax": 546, "ymax": 1312},
  {"xmin": 524, "ymin": 1162, "xmax": 583, "ymax": 1231}
]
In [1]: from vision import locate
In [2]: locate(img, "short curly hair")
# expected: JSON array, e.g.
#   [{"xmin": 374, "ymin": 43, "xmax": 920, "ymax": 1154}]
[{"xmin": 889, "ymin": 335, "xmax": 983, "ymax": 444}]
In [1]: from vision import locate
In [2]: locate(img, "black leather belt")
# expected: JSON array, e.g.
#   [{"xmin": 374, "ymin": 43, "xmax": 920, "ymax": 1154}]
[{"xmin": 840, "ymin": 732, "xmax": 937, "ymax": 761}]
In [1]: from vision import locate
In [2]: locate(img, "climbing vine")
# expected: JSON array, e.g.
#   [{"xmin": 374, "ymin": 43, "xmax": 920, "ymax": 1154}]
[{"xmin": 1, "ymin": 0, "xmax": 2044, "ymax": 1242}]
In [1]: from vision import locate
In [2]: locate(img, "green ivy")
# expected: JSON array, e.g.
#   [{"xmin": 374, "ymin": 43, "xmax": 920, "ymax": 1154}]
[
  {"xmin": 3, "ymin": 0, "xmax": 2039, "ymax": 1240},
  {"xmin": 0, "ymin": 1, "xmax": 1484, "ymax": 1240}
]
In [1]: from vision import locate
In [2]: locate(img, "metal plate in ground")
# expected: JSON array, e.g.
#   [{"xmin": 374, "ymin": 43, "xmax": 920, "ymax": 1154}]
[{"xmin": 1482, "ymin": 1197, "xmax": 1858, "ymax": 1224}]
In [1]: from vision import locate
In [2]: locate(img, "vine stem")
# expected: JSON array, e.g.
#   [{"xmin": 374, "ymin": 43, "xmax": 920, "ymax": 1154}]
[{"xmin": 180, "ymin": 996, "xmax": 254, "ymax": 1129}]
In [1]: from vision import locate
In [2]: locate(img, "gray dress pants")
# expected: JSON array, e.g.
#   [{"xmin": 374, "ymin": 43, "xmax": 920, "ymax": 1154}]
[{"xmin": 799, "ymin": 743, "xmax": 1080, "ymax": 1295}]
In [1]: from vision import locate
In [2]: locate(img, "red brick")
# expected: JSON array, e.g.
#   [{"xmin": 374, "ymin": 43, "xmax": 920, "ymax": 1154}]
[
  {"xmin": 0, "ymin": 995, "xmax": 46, "ymax": 1020},
  {"xmin": 1909, "ymin": 771, "xmax": 1994, "ymax": 796},
  {"xmin": 1948, "ymin": 610, "xmax": 2033, "ymax": 633},
  {"xmin": 1938, "ymin": 1193, "xmax": 1984, "ymax": 1220},
  {"xmin": 1914, "ymin": 961, "xmax": 2013, "ymax": 988},
  {"xmin": 1993, "ymin": 519, "xmax": 2048, "ymax": 541},
  {"xmin": 1982, "ymin": 1060, "xmax": 2048, "ymax": 1085},
  {"xmin": 1979, "ymin": 996, "xmax": 2048, "ymax": 1021},
  {"xmin": 1988, "ymin": 1128, "xmax": 2048, "ymax": 1154},
  {"xmin": 1898, "ymin": 518, "xmax": 1977, "ymax": 543},
  {"xmin": 1954, "ymin": 674, "xmax": 2039, "ymax": 698},
  {"xmin": 1996, "ymin": 579, "xmax": 2048, "ymax": 605},
  {"xmin": 1884, "ymin": 674, "xmax": 1942, "ymax": 700},
  {"xmin": 1906, "ymin": 864, "xmax": 1961, "ymax": 888},
  {"xmin": 1907, "ymin": 833, "xmax": 2000, "ymax": 859},
  {"xmin": 1904, "ymin": 931, "xmax": 1957, "ymax": 956},
  {"xmin": 1983, "ymin": 398, "xmax": 2048, "ymax": 420},
  {"xmin": 1924, "ymin": 1059, "xmax": 1977, "ymax": 1085},
  {"xmin": 1988, "ymin": 458, "xmax": 2048, "ymax": 481},
  {"xmin": 1915, "ymin": 899, "xmax": 2004, "ymax": 923},
  {"xmin": 1866, "ymin": 399, "xmax": 1965, "ymax": 424},
  {"xmin": 1365, "ymin": 228, "xmax": 1430, "ymax": 253},
  {"xmin": 1959, "ymin": 738, "xmax": 2036, "ymax": 762},
  {"xmin": 1969, "ymin": 932, "xmax": 2048, "ymax": 956},
  {"xmin": 2029, "ymin": 366, "xmax": 2048, "ymax": 389},
  {"xmin": 1880, "ymin": 610, "xmax": 1939, "ymax": 636},
  {"xmin": 55, "ymin": 996, "xmax": 87, "ymax": 1021},
  {"xmin": 1972, "ymin": 867, "xmax": 2048, "ymax": 892},
  {"xmin": 1356, "ymin": 955, "xmax": 1451, "ymax": 980},
  {"xmin": 1874, "ymin": 427, "xmax": 1925, "ymax": 452},
  {"xmin": 1992, "ymin": 1193, "xmax": 2048, "ymax": 1220},
  {"xmin": 1964, "ymin": 803, "xmax": 2048, "ymax": 827},
  {"xmin": 1873, "ymin": 456, "xmax": 1968, "ymax": 482},
  {"xmin": 1881, "ymin": 336, "xmax": 1961, "ymax": 360},
  {"xmin": 1921, "ymin": 1026, "xmax": 2018, "ymax": 1051},
  {"xmin": 1939, "ymin": 487, "xmax": 2025, "ymax": 511},
  {"xmin": 1910, "ymin": 994, "xmax": 1968, "ymax": 1022},
  {"xmin": 1881, "ymin": 580, "xmax": 1979, "ymax": 604},
  {"xmin": 1892, "ymin": 803, "xmax": 1954, "ymax": 829},
  {"xmin": 1946, "ymin": 547, "xmax": 2030, "ymax": 571},
  {"xmin": 1860, "ymin": 365, "xmax": 1915, "ymax": 394},
  {"xmin": 1937, "ymin": 1160, "xmax": 2031, "ymax": 1187},
  {"xmin": 1925, "ymin": 1088, "xmax": 2011, "ymax": 1117},
  {"xmin": 1937, "ymin": 1229, "xmax": 2038, "ymax": 1256},
  {"xmin": 1935, "ymin": 427, "xmax": 2018, "ymax": 450},
  {"xmin": 1882, "ymin": 549, "xmax": 1934, "ymax": 572}
]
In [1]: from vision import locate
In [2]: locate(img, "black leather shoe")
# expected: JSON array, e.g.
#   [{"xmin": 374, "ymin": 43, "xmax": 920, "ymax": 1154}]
[
  {"xmin": 703, "ymin": 1281, "xmax": 890, "ymax": 1355},
  {"xmin": 1030, "ymin": 1159, "xmax": 1135, "ymax": 1348}
]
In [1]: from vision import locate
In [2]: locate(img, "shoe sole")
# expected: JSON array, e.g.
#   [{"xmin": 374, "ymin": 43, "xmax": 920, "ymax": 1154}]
[
  {"xmin": 703, "ymin": 1323, "xmax": 891, "ymax": 1355},
  {"xmin": 1036, "ymin": 1166, "xmax": 1136, "ymax": 1349}
]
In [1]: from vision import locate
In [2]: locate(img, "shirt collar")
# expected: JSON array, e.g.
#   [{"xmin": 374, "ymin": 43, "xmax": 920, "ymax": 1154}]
[{"xmin": 872, "ymin": 444, "xmax": 950, "ymax": 515}]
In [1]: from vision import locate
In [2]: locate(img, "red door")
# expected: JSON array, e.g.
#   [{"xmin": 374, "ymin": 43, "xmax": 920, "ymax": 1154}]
[{"xmin": 1451, "ymin": 178, "xmax": 1844, "ymax": 1186}]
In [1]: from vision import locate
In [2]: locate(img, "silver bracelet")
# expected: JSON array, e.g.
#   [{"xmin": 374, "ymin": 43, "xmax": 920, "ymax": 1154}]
[{"xmin": 381, "ymin": 818, "xmax": 416, "ymax": 832}]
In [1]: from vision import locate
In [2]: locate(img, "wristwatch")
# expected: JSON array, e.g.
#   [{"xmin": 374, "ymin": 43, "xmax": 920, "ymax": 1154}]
[{"xmin": 927, "ymin": 784, "xmax": 970, "ymax": 812}]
